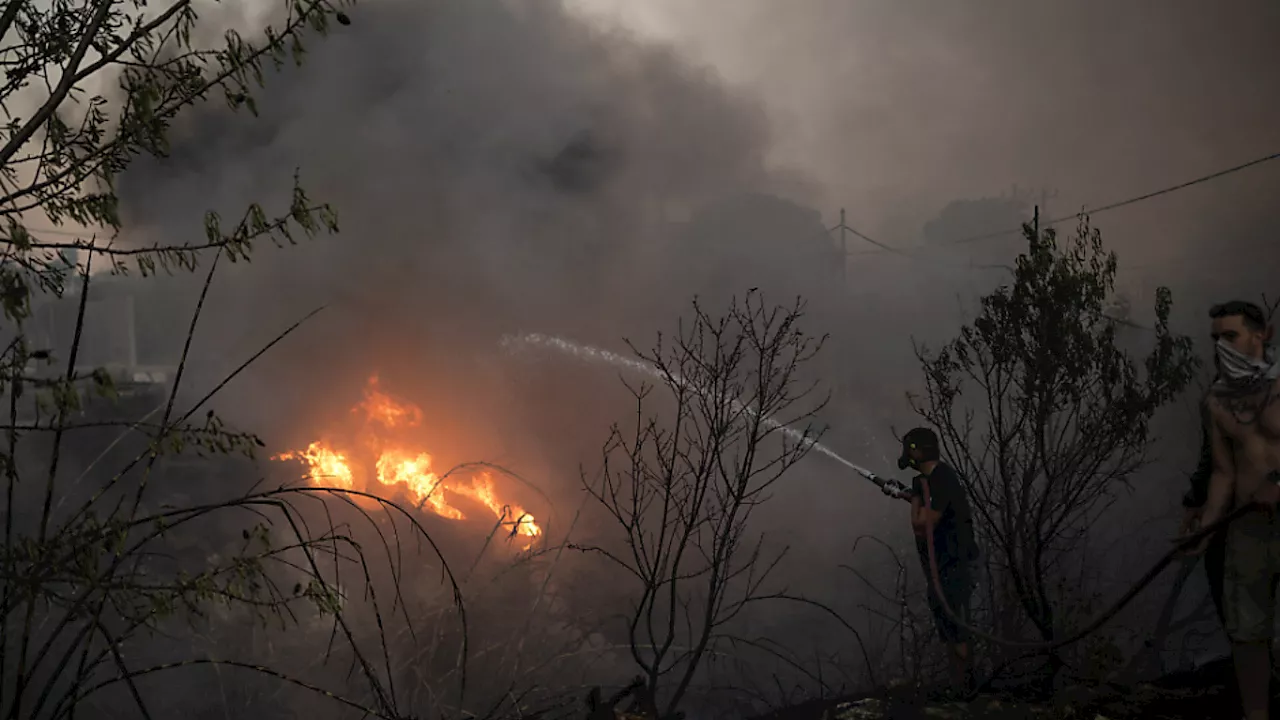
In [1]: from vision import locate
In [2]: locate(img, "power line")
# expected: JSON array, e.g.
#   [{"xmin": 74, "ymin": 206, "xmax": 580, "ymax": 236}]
[
  {"xmin": 25, "ymin": 147, "xmax": 1280, "ymax": 266},
  {"xmin": 948, "ymin": 149, "xmax": 1280, "ymax": 246},
  {"xmin": 830, "ymin": 218, "xmax": 913, "ymax": 258},
  {"xmin": 825, "ymin": 147, "xmax": 1280, "ymax": 265},
  {"xmin": 828, "ymin": 214, "xmax": 1001, "ymax": 278},
  {"xmin": 830, "ymin": 212, "xmax": 1013, "ymax": 273}
]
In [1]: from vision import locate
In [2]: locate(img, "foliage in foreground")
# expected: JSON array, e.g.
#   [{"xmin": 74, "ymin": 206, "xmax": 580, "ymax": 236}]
[{"xmin": 0, "ymin": 0, "xmax": 487, "ymax": 717}]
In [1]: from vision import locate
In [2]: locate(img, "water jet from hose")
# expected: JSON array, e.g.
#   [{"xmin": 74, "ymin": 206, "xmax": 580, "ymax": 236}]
[{"xmin": 498, "ymin": 332, "xmax": 910, "ymax": 498}]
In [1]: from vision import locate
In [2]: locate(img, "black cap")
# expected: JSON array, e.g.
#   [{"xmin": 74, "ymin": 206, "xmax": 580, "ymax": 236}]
[{"xmin": 897, "ymin": 427, "xmax": 939, "ymax": 470}]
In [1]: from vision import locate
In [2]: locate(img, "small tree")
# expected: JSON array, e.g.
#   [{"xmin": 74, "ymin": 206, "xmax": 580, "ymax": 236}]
[
  {"xmin": 910, "ymin": 213, "xmax": 1197, "ymax": 670},
  {"xmin": 574, "ymin": 293, "xmax": 834, "ymax": 718}
]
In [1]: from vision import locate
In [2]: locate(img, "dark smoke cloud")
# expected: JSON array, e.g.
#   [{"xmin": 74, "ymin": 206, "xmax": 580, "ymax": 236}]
[{"xmin": 121, "ymin": 1, "xmax": 786, "ymax": 430}]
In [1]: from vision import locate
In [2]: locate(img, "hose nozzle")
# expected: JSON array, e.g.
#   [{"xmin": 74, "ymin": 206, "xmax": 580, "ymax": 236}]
[
  {"xmin": 882, "ymin": 478, "xmax": 911, "ymax": 500},
  {"xmin": 855, "ymin": 467, "xmax": 910, "ymax": 500}
]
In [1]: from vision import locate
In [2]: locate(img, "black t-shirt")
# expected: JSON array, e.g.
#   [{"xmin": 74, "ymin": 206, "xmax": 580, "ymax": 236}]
[{"xmin": 913, "ymin": 461, "xmax": 978, "ymax": 573}]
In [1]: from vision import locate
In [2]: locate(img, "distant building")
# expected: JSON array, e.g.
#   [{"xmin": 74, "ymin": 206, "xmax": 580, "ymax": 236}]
[{"xmin": 15, "ymin": 273, "xmax": 186, "ymax": 424}]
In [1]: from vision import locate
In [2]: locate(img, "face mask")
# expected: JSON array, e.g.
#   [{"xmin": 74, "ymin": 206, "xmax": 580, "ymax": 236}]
[
  {"xmin": 1214, "ymin": 339, "xmax": 1278, "ymax": 391},
  {"xmin": 897, "ymin": 439, "xmax": 916, "ymax": 470}
]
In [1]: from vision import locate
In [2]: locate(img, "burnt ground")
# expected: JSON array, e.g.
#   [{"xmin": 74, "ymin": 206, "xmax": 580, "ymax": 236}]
[{"xmin": 749, "ymin": 656, "xmax": 1247, "ymax": 719}]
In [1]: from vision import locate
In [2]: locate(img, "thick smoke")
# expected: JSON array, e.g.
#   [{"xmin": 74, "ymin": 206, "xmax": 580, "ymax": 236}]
[
  {"xmin": 104, "ymin": 3, "xmax": 916, "ymax": 711},
  {"xmin": 93, "ymin": 0, "xmax": 1280, "ymax": 709},
  {"xmin": 89, "ymin": 4, "xmax": 885, "ymax": 714},
  {"xmin": 111, "ymin": 0, "xmax": 873, "ymax": 670}
]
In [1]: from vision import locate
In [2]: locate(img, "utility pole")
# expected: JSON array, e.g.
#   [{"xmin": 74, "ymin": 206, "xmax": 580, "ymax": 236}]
[{"xmin": 838, "ymin": 207, "xmax": 848, "ymax": 289}]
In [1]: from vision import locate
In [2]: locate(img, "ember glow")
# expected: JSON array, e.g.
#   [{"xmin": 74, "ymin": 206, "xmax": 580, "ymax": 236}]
[{"xmin": 273, "ymin": 376, "xmax": 541, "ymax": 544}]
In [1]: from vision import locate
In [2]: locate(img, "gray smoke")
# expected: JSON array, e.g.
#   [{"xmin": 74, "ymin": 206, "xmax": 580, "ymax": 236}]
[{"xmin": 114, "ymin": 1, "xmax": 871, "ymax": 632}]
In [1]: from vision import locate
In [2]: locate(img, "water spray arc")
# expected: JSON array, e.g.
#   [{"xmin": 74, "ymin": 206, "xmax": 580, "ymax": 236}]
[{"xmin": 498, "ymin": 333, "xmax": 911, "ymax": 500}]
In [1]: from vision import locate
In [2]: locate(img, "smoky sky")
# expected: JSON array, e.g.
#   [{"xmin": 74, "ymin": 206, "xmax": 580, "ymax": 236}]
[
  {"xmin": 572, "ymin": 0, "xmax": 1280, "ymax": 306},
  {"xmin": 116, "ymin": 0, "xmax": 1280, "ymax": 396}
]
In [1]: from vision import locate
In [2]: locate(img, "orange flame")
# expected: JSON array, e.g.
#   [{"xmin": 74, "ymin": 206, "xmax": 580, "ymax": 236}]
[
  {"xmin": 272, "ymin": 376, "xmax": 541, "ymax": 545},
  {"xmin": 356, "ymin": 375, "xmax": 423, "ymax": 430},
  {"xmin": 274, "ymin": 442, "xmax": 355, "ymax": 490}
]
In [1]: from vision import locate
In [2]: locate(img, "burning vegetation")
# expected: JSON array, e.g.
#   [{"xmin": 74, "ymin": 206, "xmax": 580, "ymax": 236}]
[{"xmin": 273, "ymin": 375, "xmax": 542, "ymax": 544}]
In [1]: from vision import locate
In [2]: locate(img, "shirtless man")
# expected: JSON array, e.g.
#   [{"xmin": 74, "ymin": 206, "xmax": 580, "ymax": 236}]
[{"xmin": 1198, "ymin": 300, "xmax": 1280, "ymax": 720}]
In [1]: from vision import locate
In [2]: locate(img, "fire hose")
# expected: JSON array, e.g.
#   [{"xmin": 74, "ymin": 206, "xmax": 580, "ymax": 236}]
[{"xmin": 853, "ymin": 464, "xmax": 1255, "ymax": 653}]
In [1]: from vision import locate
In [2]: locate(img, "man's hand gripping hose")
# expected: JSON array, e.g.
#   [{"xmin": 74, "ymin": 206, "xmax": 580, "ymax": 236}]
[
  {"xmin": 855, "ymin": 466, "xmax": 912, "ymax": 501},
  {"xmin": 850, "ymin": 465, "xmax": 1253, "ymax": 653}
]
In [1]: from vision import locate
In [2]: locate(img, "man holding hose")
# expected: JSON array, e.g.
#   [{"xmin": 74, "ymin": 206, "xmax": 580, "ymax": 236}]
[
  {"xmin": 900, "ymin": 427, "xmax": 980, "ymax": 696},
  {"xmin": 1196, "ymin": 300, "xmax": 1279, "ymax": 720}
]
